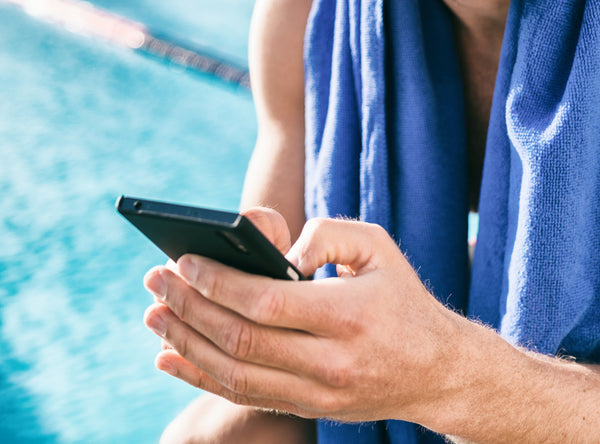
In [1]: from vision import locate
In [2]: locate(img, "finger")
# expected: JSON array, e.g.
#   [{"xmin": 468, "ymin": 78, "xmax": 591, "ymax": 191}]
[
  {"xmin": 336, "ymin": 264, "xmax": 356, "ymax": 278},
  {"xmin": 145, "ymin": 265, "xmax": 169, "ymax": 305},
  {"xmin": 145, "ymin": 270, "xmax": 330, "ymax": 373},
  {"xmin": 155, "ymin": 349, "xmax": 311, "ymax": 417},
  {"xmin": 146, "ymin": 303, "xmax": 337, "ymax": 413},
  {"xmin": 166, "ymin": 259, "xmax": 177, "ymax": 271},
  {"xmin": 174, "ymin": 255, "xmax": 355, "ymax": 335},
  {"xmin": 286, "ymin": 218, "xmax": 394, "ymax": 277},
  {"xmin": 241, "ymin": 207, "xmax": 291, "ymax": 254}
]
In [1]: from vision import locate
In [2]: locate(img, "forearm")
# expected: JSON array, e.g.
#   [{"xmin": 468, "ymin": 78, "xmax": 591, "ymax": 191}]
[
  {"xmin": 241, "ymin": 132, "xmax": 305, "ymax": 242},
  {"xmin": 241, "ymin": 0, "xmax": 312, "ymax": 242},
  {"xmin": 433, "ymin": 315, "xmax": 600, "ymax": 443}
]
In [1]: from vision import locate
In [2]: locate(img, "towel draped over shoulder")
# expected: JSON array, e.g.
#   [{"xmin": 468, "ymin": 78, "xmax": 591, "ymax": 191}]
[{"xmin": 303, "ymin": 0, "xmax": 600, "ymax": 442}]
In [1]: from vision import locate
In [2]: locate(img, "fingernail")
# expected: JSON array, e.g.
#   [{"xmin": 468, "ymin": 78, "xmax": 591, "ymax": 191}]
[
  {"xmin": 178, "ymin": 256, "xmax": 198, "ymax": 283},
  {"xmin": 157, "ymin": 359, "xmax": 177, "ymax": 376},
  {"xmin": 159, "ymin": 360, "xmax": 177, "ymax": 376},
  {"xmin": 147, "ymin": 313, "xmax": 167, "ymax": 337},
  {"xmin": 146, "ymin": 272, "xmax": 166, "ymax": 300},
  {"xmin": 285, "ymin": 246, "xmax": 300, "ymax": 267},
  {"xmin": 286, "ymin": 248, "xmax": 306, "ymax": 275}
]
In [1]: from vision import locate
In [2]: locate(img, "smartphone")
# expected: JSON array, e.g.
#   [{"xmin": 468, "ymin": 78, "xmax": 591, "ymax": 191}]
[{"xmin": 116, "ymin": 195, "xmax": 306, "ymax": 281}]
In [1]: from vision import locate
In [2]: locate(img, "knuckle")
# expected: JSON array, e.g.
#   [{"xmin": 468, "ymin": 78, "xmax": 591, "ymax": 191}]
[
  {"xmin": 369, "ymin": 223, "xmax": 391, "ymax": 242},
  {"xmin": 319, "ymin": 360, "xmax": 355, "ymax": 389},
  {"xmin": 221, "ymin": 320, "xmax": 253, "ymax": 360},
  {"xmin": 253, "ymin": 284, "xmax": 285, "ymax": 323},
  {"xmin": 296, "ymin": 217, "xmax": 330, "ymax": 269},
  {"xmin": 335, "ymin": 310, "xmax": 363, "ymax": 336},
  {"xmin": 303, "ymin": 217, "xmax": 327, "ymax": 239},
  {"xmin": 201, "ymin": 267, "xmax": 223, "ymax": 301},
  {"xmin": 190, "ymin": 371, "xmax": 209, "ymax": 391},
  {"xmin": 223, "ymin": 363, "xmax": 250, "ymax": 395},
  {"xmin": 175, "ymin": 287, "xmax": 191, "ymax": 321},
  {"xmin": 226, "ymin": 391, "xmax": 252, "ymax": 407},
  {"xmin": 176, "ymin": 332, "xmax": 191, "ymax": 361}
]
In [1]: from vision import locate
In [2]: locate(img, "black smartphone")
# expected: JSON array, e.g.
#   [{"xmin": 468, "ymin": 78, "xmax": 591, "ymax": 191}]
[{"xmin": 116, "ymin": 196, "xmax": 306, "ymax": 281}]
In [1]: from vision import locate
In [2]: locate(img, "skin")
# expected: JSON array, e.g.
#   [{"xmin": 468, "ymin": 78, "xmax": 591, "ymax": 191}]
[
  {"xmin": 144, "ymin": 214, "xmax": 600, "ymax": 442},
  {"xmin": 158, "ymin": 387, "xmax": 314, "ymax": 444},
  {"xmin": 158, "ymin": 1, "xmax": 312, "ymax": 440},
  {"xmin": 147, "ymin": 0, "xmax": 600, "ymax": 442},
  {"xmin": 445, "ymin": 0, "xmax": 510, "ymax": 210},
  {"xmin": 155, "ymin": 210, "xmax": 316, "ymax": 444},
  {"xmin": 239, "ymin": 0, "xmax": 309, "ymax": 241}
]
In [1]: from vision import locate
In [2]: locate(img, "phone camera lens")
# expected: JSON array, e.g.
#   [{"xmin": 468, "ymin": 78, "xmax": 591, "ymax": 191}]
[{"xmin": 133, "ymin": 200, "xmax": 142, "ymax": 210}]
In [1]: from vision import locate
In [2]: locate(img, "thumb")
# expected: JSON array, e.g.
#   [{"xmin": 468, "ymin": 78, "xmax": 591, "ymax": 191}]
[
  {"xmin": 286, "ymin": 218, "xmax": 391, "ymax": 277},
  {"xmin": 241, "ymin": 207, "xmax": 292, "ymax": 254}
]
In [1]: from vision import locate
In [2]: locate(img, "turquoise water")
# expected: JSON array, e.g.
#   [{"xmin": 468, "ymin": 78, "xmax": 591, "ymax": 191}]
[
  {"xmin": 0, "ymin": 2, "xmax": 255, "ymax": 443},
  {"xmin": 91, "ymin": 0, "xmax": 253, "ymax": 64}
]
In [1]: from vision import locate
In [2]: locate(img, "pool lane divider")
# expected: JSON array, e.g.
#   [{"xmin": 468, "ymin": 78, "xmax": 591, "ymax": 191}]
[{"xmin": 2, "ymin": 0, "xmax": 251, "ymax": 89}]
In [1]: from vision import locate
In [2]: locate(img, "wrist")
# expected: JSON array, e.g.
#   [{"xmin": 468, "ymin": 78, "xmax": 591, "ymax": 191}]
[
  {"xmin": 426, "ymin": 318, "xmax": 600, "ymax": 443},
  {"xmin": 421, "ymin": 313, "xmax": 522, "ymax": 439}
]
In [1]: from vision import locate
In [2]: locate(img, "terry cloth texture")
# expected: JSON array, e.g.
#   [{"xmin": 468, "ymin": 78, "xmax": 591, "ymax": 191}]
[{"xmin": 304, "ymin": 0, "xmax": 600, "ymax": 443}]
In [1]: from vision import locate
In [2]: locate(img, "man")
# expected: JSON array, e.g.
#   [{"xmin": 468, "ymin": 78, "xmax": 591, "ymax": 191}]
[{"xmin": 144, "ymin": 0, "xmax": 600, "ymax": 442}]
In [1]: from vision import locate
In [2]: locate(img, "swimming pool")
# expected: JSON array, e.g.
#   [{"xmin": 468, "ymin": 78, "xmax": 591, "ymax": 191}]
[{"xmin": 0, "ymin": 1, "xmax": 256, "ymax": 442}]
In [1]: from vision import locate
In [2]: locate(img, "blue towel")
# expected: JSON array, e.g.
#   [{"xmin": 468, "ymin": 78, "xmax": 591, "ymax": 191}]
[{"xmin": 304, "ymin": 0, "xmax": 600, "ymax": 442}]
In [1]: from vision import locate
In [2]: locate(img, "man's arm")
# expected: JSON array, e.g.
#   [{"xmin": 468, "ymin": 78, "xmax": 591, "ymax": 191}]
[
  {"xmin": 241, "ymin": 0, "xmax": 311, "ymax": 242},
  {"xmin": 147, "ymin": 219, "xmax": 600, "ymax": 443},
  {"xmin": 441, "ymin": 338, "xmax": 600, "ymax": 443}
]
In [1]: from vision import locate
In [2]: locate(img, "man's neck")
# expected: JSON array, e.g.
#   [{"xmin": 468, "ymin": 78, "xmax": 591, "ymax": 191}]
[
  {"xmin": 443, "ymin": 0, "xmax": 510, "ymax": 35},
  {"xmin": 443, "ymin": 0, "xmax": 510, "ymax": 211},
  {"xmin": 443, "ymin": 0, "xmax": 509, "ymax": 62}
]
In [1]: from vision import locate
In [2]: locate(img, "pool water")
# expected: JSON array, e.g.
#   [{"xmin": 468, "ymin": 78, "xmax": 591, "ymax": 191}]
[
  {"xmin": 90, "ymin": 0, "xmax": 253, "ymax": 65},
  {"xmin": 0, "ymin": 2, "xmax": 256, "ymax": 443}
]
